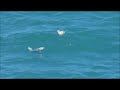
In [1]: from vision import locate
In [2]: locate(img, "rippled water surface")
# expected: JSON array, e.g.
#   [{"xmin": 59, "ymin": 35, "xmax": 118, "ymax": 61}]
[{"xmin": 0, "ymin": 11, "xmax": 120, "ymax": 78}]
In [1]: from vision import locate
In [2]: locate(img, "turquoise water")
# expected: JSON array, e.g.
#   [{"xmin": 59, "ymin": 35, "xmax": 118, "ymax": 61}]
[{"xmin": 0, "ymin": 11, "xmax": 120, "ymax": 79}]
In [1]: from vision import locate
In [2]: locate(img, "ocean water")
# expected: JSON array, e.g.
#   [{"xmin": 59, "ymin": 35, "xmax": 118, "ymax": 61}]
[{"xmin": 0, "ymin": 11, "xmax": 120, "ymax": 79}]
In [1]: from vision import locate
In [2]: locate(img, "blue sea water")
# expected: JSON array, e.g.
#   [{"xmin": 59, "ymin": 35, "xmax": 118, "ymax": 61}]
[{"xmin": 0, "ymin": 11, "xmax": 120, "ymax": 79}]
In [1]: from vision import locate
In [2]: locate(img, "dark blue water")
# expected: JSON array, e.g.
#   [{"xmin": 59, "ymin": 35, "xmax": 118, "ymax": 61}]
[{"xmin": 0, "ymin": 11, "xmax": 120, "ymax": 78}]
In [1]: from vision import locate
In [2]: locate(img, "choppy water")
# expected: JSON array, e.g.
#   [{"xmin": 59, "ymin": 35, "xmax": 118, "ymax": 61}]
[{"xmin": 0, "ymin": 11, "xmax": 120, "ymax": 79}]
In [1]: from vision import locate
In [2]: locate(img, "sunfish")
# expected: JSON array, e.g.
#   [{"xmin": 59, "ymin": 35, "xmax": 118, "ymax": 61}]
[
  {"xmin": 28, "ymin": 47, "xmax": 45, "ymax": 52},
  {"xmin": 57, "ymin": 30, "xmax": 65, "ymax": 36}
]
